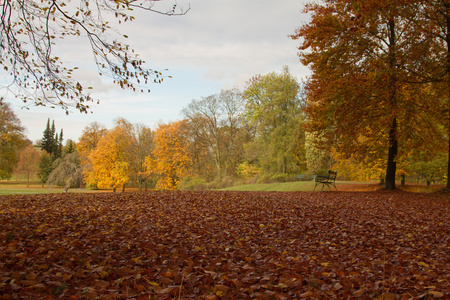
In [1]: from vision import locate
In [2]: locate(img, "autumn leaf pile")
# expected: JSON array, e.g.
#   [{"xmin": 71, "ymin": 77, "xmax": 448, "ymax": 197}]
[{"xmin": 0, "ymin": 191, "xmax": 449, "ymax": 299}]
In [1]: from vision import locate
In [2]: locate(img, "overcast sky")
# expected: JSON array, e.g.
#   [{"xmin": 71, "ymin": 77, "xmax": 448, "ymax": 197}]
[{"xmin": 8, "ymin": 0, "xmax": 312, "ymax": 143}]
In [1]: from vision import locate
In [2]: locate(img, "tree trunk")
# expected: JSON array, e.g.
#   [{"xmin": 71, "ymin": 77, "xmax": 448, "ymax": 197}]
[
  {"xmin": 64, "ymin": 178, "xmax": 72, "ymax": 193},
  {"xmin": 447, "ymin": 8, "xmax": 450, "ymax": 189},
  {"xmin": 385, "ymin": 18, "xmax": 398, "ymax": 190},
  {"xmin": 385, "ymin": 118, "xmax": 398, "ymax": 190}
]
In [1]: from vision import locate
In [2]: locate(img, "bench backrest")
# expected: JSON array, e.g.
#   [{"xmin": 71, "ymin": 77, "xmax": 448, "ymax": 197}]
[{"xmin": 328, "ymin": 170, "xmax": 337, "ymax": 181}]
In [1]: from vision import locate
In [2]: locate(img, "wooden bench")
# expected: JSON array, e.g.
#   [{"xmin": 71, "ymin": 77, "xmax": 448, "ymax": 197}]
[
  {"xmin": 314, "ymin": 170, "xmax": 337, "ymax": 191},
  {"xmin": 297, "ymin": 174, "xmax": 305, "ymax": 181}
]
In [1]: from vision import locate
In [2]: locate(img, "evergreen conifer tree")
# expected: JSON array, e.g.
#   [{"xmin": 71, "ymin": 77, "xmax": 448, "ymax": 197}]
[{"xmin": 41, "ymin": 119, "xmax": 53, "ymax": 153}]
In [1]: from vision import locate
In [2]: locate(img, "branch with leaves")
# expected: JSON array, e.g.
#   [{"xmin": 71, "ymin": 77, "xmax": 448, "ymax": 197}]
[{"xmin": 0, "ymin": 0, "xmax": 189, "ymax": 113}]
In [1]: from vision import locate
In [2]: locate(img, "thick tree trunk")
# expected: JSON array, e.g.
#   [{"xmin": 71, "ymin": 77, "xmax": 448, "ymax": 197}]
[
  {"xmin": 385, "ymin": 18, "xmax": 398, "ymax": 190},
  {"xmin": 385, "ymin": 118, "xmax": 398, "ymax": 190}
]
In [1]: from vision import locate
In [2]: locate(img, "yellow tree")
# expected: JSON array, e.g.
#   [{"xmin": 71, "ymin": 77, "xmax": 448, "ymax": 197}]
[
  {"xmin": 87, "ymin": 125, "xmax": 130, "ymax": 192},
  {"xmin": 77, "ymin": 122, "xmax": 108, "ymax": 189},
  {"xmin": 113, "ymin": 118, "xmax": 155, "ymax": 191},
  {"xmin": 145, "ymin": 120, "xmax": 192, "ymax": 190}
]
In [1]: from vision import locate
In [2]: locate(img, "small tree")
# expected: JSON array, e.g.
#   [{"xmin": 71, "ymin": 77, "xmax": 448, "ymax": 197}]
[{"xmin": 15, "ymin": 144, "xmax": 40, "ymax": 186}]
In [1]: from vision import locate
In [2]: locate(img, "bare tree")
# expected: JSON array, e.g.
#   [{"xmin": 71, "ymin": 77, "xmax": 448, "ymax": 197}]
[{"xmin": 182, "ymin": 89, "xmax": 244, "ymax": 180}]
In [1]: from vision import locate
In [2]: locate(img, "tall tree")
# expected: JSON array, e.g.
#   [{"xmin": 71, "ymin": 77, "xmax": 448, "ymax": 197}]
[
  {"xmin": 243, "ymin": 66, "xmax": 306, "ymax": 175},
  {"xmin": 0, "ymin": 0, "xmax": 188, "ymax": 112},
  {"xmin": 77, "ymin": 122, "xmax": 108, "ymax": 158},
  {"xmin": 145, "ymin": 120, "xmax": 192, "ymax": 190},
  {"xmin": 40, "ymin": 119, "xmax": 53, "ymax": 154},
  {"xmin": 129, "ymin": 123, "xmax": 155, "ymax": 192},
  {"xmin": 291, "ymin": 0, "xmax": 439, "ymax": 189},
  {"xmin": 182, "ymin": 89, "xmax": 244, "ymax": 180},
  {"xmin": 38, "ymin": 150, "xmax": 53, "ymax": 186},
  {"xmin": 40, "ymin": 118, "xmax": 62, "ymax": 157},
  {"xmin": 86, "ymin": 126, "xmax": 130, "ymax": 192},
  {"xmin": 0, "ymin": 101, "xmax": 26, "ymax": 179},
  {"xmin": 410, "ymin": 0, "xmax": 450, "ymax": 189},
  {"xmin": 57, "ymin": 129, "xmax": 64, "ymax": 157},
  {"xmin": 111, "ymin": 118, "xmax": 154, "ymax": 191},
  {"xmin": 64, "ymin": 139, "xmax": 76, "ymax": 155},
  {"xmin": 15, "ymin": 144, "xmax": 40, "ymax": 186},
  {"xmin": 77, "ymin": 122, "xmax": 107, "ymax": 188}
]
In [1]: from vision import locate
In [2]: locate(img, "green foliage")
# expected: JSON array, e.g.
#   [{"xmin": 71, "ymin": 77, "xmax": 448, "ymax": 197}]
[
  {"xmin": 243, "ymin": 66, "xmax": 306, "ymax": 176},
  {"xmin": 305, "ymin": 133, "xmax": 333, "ymax": 175},
  {"xmin": 406, "ymin": 151, "xmax": 447, "ymax": 183},
  {"xmin": 41, "ymin": 119, "xmax": 63, "ymax": 157},
  {"xmin": 64, "ymin": 139, "xmax": 76, "ymax": 155},
  {"xmin": 38, "ymin": 151, "xmax": 55, "ymax": 185},
  {"xmin": 182, "ymin": 89, "xmax": 245, "ymax": 180},
  {"xmin": 0, "ymin": 101, "xmax": 26, "ymax": 179},
  {"xmin": 179, "ymin": 177, "xmax": 208, "ymax": 191}
]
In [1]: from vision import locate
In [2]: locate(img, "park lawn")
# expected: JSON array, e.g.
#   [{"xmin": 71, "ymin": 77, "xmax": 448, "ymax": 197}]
[
  {"xmin": 0, "ymin": 191, "xmax": 448, "ymax": 299},
  {"xmin": 0, "ymin": 180, "xmax": 140, "ymax": 195},
  {"xmin": 219, "ymin": 180, "xmax": 378, "ymax": 192}
]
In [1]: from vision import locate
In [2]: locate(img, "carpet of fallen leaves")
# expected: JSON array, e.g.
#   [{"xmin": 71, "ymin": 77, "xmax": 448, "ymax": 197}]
[{"xmin": 0, "ymin": 191, "xmax": 449, "ymax": 300}]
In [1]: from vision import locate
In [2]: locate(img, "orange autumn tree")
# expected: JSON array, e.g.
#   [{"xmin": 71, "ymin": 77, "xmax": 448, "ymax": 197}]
[
  {"xmin": 292, "ymin": 0, "xmax": 443, "ymax": 189},
  {"xmin": 15, "ymin": 144, "xmax": 40, "ymax": 187},
  {"xmin": 86, "ymin": 122, "xmax": 131, "ymax": 192},
  {"xmin": 145, "ymin": 120, "xmax": 192, "ymax": 190}
]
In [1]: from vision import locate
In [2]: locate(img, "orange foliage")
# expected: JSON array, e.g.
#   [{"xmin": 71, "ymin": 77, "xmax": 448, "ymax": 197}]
[
  {"xmin": 86, "ymin": 126, "xmax": 131, "ymax": 191},
  {"xmin": 291, "ymin": 0, "xmax": 443, "ymax": 188},
  {"xmin": 145, "ymin": 120, "xmax": 193, "ymax": 190}
]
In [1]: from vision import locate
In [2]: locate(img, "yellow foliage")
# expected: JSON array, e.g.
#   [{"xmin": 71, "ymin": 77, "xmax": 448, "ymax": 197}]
[
  {"xmin": 332, "ymin": 148, "xmax": 383, "ymax": 181},
  {"xmin": 86, "ymin": 126, "xmax": 130, "ymax": 190},
  {"xmin": 144, "ymin": 120, "xmax": 192, "ymax": 190},
  {"xmin": 237, "ymin": 162, "xmax": 260, "ymax": 179}
]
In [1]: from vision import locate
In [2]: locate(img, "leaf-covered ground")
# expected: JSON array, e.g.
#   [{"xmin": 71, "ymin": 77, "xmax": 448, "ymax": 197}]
[{"xmin": 0, "ymin": 191, "xmax": 449, "ymax": 299}]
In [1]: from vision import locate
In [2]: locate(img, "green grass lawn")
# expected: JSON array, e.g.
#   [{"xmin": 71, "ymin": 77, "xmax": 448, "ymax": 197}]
[
  {"xmin": 219, "ymin": 180, "xmax": 339, "ymax": 192},
  {"xmin": 219, "ymin": 180, "xmax": 445, "ymax": 192},
  {"xmin": 1, "ymin": 179, "xmax": 442, "ymax": 195}
]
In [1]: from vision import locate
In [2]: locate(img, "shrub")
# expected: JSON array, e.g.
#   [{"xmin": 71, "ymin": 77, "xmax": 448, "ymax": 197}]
[{"xmin": 179, "ymin": 177, "xmax": 208, "ymax": 191}]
